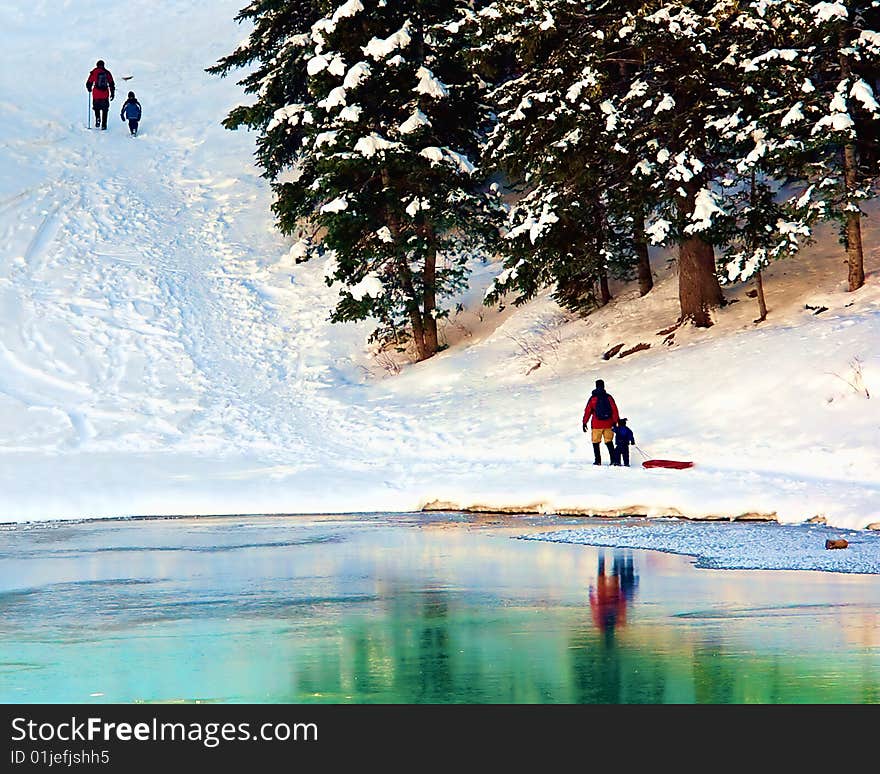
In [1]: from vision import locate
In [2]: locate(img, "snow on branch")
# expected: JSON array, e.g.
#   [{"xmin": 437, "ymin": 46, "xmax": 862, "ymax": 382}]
[
  {"xmin": 850, "ymin": 79, "xmax": 880, "ymax": 116},
  {"xmin": 414, "ymin": 67, "xmax": 450, "ymax": 99},
  {"xmin": 354, "ymin": 133, "xmax": 400, "ymax": 157},
  {"xmin": 684, "ymin": 188, "xmax": 725, "ymax": 234},
  {"xmin": 349, "ymin": 273, "xmax": 384, "ymax": 300},
  {"xmin": 419, "ymin": 146, "xmax": 475, "ymax": 175},
  {"xmin": 321, "ymin": 196, "xmax": 349, "ymax": 213},
  {"xmin": 364, "ymin": 21, "xmax": 412, "ymax": 60},
  {"xmin": 810, "ymin": 2, "xmax": 848, "ymax": 23},
  {"xmin": 344, "ymin": 61, "xmax": 371, "ymax": 89},
  {"xmin": 267, "ymin": 103, "xmax": 305, "ymax": 131},
  {"xmin": 399, "ymin": 109, "xmax": 431, "ymax": 134}
]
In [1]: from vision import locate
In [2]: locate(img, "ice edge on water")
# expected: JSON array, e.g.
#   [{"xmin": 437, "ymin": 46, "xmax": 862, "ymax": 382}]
[{"xmin": 520, "ymin": 520, "xmax": 880, "ymax": 575}]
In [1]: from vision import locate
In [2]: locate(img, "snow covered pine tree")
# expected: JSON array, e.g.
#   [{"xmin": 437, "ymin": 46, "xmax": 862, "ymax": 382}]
[
  {"xmin": 610, "ymin": 4, "xmax": 742, "ymax": 328},
  {"xmin": 207, "ymin": 0, "xmax": 319, "ymax": 178},
  {"xmin": 714, "ymin": 1, "xmax": 880, "ymax": 300},
  {"xmin": 475, "ymin": 0, "xmax": 654, "ymax": 314},
  {"xmin": 785, "ymin": 1, "xmax": 880, "ymax": 292},
  {"xmin": 211, "ymin": 0, "xmax": 501, "ymax": 361},
  {"xmin": 481, "ymin": 2, "xmax": 806, "ymax": 329},
  {"xmin": 707, "ymin": 2, "xmax": 821, "ymax": 322}
]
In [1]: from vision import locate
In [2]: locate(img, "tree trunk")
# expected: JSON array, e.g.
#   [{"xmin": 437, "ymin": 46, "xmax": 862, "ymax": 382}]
[
  {"xmin": 678, "ymin": 235, "xmax": 722, "ymax": 327},
  {"xmin": 381, "ymin": 166, "xmax": 436, "ymax": 361},
  {"xmin": 843, "ymin": 141, "xmax": 866, "ymax": 291},
  {"xmin": 397, "ymin": 261, "xmax": 431, "ymax": 360},
  {"xmin": 676, "ymin": 182, "xmax": 723, "ymax": 326},
  {"xmin": 840, "ymin": 37, "xmax": 866, "ymax": 291},
  {"xmin": 598, "ymin": 264, "xmax": 612, "ymax": 306},
  {"xmin": 406, "ymin": 296, "xmax": 428, "ymax": 361},
  {"xmin": 750, "ymin": 172, "xmax": 767, "ymax": 323},
  {"xmin": 754, "ymin": 268, "xmax": 767, "ymax": 323},
  {"xmin": 422, "ymin": 243, "xmax": 439, "ymax": 356},
  {"xmin": 594, "ymin": 199, "xmax": 612, "ymax": 306},
  {"xmin": 633, "ymin": 215, "xmax": 653, "ymax": 296}
]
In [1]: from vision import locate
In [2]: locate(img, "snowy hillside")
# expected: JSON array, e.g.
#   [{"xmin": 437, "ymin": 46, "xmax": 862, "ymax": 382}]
[{"xmin": 0, "ymin": 0, "xmax": 878, "ymax": 529}]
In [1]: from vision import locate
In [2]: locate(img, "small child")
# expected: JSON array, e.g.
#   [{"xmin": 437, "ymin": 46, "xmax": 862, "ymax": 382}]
[
  {"xmin": 119, "ymin": 91, "xmax": 142, "ymax": 136},
  {"xmin": 612, "ymin": 418, "xmax": 636, "ymax": 467}
]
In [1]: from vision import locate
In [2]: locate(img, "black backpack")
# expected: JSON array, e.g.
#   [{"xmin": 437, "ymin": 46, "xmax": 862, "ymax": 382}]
[
  {"xmin": 595, "ymin": 392, "xmax": 613, "ymax": 421},
  {"xmin": 96, "ymin": 71, "xmax": 109, "ymax": 90}
]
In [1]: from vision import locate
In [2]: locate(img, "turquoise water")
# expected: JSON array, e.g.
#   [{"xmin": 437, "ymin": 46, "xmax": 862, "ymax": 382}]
[{"xmin": 0, "ymin": 512, "xmax": 878, "ymax": 703}]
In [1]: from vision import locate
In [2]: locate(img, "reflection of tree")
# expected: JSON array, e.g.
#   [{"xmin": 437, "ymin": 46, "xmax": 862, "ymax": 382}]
[
  {"xmin": 295, "ymin": 585, "xmax": 589, "ymax": 702},
  {"xmin": 860, "ymin": 660, "xmax": 880, "ymax": 704},
  {"xmin": 293, "ymin": 588, "xmax": 457, "ymax": 702},
  {"xmin": 567, "ymin": 628, "xmax": 672, "ymax": 703},
  {"xmin": 568, "ymin": 629, "xmax": 622, "ymax": 702},
  {"xmin": 690, "ymin": 647, "xmax": 880, "ymax": 704},
  {"xmin": 289, "ymin": 568, "xmax": 880, "ymax": 704},
  {"xmin": 413, "ymin": 595, "xmax": 452, "ymax": 701}
]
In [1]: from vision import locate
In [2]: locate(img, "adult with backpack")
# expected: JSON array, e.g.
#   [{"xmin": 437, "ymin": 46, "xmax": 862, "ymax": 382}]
[
  {"xmin": 86, "ymin": 60, "xmax": 116, "ymax": 130},
  {"xmin": 120, "ymin": 92, "xmax": 142, "ymax": 136},
  {"xmin": 582, "ymin": 379, "xmax": 620, "ymax": 466}
]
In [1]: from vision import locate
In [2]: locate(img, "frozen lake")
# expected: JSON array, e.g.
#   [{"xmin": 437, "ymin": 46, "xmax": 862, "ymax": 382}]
[{"xmin": 1, "ymin": 512, "xmax": 878, "ymax": 703}]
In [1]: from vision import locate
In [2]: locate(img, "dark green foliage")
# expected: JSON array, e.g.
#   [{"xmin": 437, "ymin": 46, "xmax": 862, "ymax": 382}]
[
  {"xmin": 210, "ymin": 1, "xmax": 502, "ymax": 360},
  {"xmin": 476, "ymin": 1, "xmax": 646, "ymax": 313},
  {"xmin": 211, "ymin": 0, "xmax": 880, "ymax": 350},
  {"xmin": 206, "ymin": 0, "xmax": 321, "ymax": 178}
]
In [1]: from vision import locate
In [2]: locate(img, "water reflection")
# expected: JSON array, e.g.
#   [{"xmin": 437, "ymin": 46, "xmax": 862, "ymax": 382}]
[
  {"xmin": 0, "ymin": 515, "xmax": 878, "ymax": 703},
  {"xmin": 589, "ymin": 551, "xmax": 639, "ymax": 645}
]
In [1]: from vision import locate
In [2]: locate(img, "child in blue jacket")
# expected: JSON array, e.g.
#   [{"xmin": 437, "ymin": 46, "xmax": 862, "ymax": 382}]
[
  {"xmin": 120, "ymin": 91, "xmax": 142, "ymax": 136},
  {"xmin": 612, "ymin": 418, "xmax": 635, "ymax": 467}
]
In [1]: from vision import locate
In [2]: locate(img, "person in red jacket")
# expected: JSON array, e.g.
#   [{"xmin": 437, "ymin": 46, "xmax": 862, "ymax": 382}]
[
  {"xmin": 86, "ymin": 59, "xmax": 116, "ymax": 130},
  {"xmin": 582, "ymin": 378, "xmax": 620, "ymax": 466}
]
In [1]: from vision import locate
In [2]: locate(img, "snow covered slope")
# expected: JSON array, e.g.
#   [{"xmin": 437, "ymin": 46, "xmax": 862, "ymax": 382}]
[{"xmin": 0, "ymin": 1, "xmax": 877, "ymax": 528}]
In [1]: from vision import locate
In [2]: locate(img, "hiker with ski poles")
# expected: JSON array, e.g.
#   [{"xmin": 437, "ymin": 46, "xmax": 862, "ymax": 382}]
[{"xmin": 86, "ymin": 60, "xmax": 115, "ymax": 130}]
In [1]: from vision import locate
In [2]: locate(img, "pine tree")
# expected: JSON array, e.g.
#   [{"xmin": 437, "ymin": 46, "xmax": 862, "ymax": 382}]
[
  {"xmin": 716, "ymin": 1, "xmax": 880, "ymax": 297},
  {"xmin": 710, "ymin": 2, "xmax": 821, "ymax": 322},
  {"xmin": 788, "ymin": 0, "xmax": 880, "ymax": 291},
  {"xmin": 211, "ymin": 0, "xmax": 501, "ymax": 361},
  {"xmin": 476, "ymin": 1, "xmax": 653, "ymax": 315},
  {"xmin": 613, "ymin": 3, "xmax": 747, "ymax": 328},
  {"xmin": 206, "ymin": 0, "xmax": 322, "ymax": 178}
]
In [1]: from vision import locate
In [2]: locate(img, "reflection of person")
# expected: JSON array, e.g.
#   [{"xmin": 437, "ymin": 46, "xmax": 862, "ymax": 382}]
[
  {"xmin": 589, "ymin": 551, "xmax": 638, "ymax": 644},
  {"xmin": 613, "ymin": 551, "xmax": 639, "ymax": 604},
  {"xmin": 589, "ymin": 552, "xmax": 627, "ymax": 641}
]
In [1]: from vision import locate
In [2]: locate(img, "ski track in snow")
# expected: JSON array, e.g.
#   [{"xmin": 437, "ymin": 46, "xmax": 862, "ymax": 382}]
[
  {"xmin": 2, "ymin": 116, "xmax": 353, "ymax": 460},
  {"xmin": 0, "ymin": 2, "xmax": 370, "ymax": 465}
]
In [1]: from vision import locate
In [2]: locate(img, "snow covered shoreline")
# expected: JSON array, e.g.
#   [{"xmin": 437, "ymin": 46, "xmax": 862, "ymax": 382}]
[{"xmin": 4, "ymin": 508, "xmax": 878, "ymax": 577}]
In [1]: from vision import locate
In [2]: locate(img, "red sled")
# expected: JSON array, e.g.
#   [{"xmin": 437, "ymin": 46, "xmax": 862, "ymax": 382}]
[{"xmin": 642, "ymin": 459, "xmax": 694, "ymax": 470}]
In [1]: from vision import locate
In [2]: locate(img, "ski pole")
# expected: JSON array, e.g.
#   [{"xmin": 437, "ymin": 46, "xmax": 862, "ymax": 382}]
[{"xmin": 87, "ymin": 90, "xmax": 91, "ymax": 129}]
